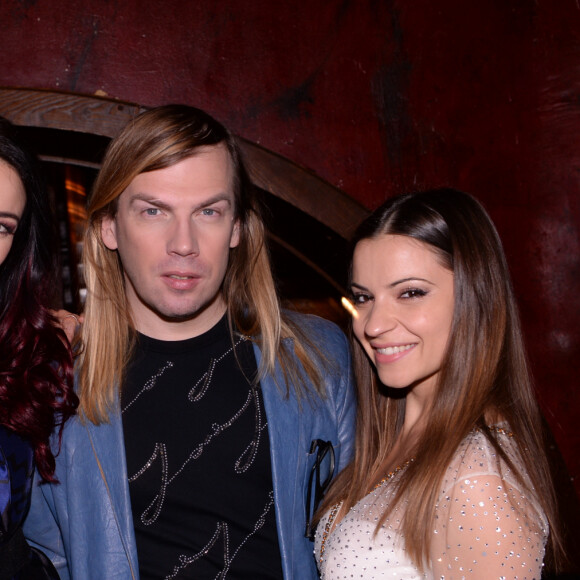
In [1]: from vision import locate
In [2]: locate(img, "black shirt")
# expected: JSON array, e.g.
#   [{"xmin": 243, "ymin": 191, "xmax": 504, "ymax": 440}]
[{"xmin": 121, "ymin": 316, "xmax": 284, "ymax": 579}]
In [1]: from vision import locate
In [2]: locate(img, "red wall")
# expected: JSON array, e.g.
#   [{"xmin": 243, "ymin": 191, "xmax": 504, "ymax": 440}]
[{"xmin": 1, "ymin": 0, "xmax": 579, "ymax": 503}]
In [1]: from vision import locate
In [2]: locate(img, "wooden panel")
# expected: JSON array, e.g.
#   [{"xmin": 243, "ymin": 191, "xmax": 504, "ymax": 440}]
[
  {"xmin": 238, "ymin": 141, "xmax": 368, "ymax": 240},
  {"xmin": 0, "ymin": 88, "xmax": 368, "ymax": 239},
  {"xmin": 0, "ymin": 88, "xmax": 145, "ymax": 137}
]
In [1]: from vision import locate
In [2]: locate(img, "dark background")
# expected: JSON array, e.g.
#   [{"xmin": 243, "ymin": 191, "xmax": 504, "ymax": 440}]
[{"xmin": 0, "ymin": 0, "xmax": 578, "ymax": 571}]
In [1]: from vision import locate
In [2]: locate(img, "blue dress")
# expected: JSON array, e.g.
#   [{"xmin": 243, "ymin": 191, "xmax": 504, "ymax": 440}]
[{"xmin": 0, "ymin": 425, "xmax": 59, "ymax": 579}]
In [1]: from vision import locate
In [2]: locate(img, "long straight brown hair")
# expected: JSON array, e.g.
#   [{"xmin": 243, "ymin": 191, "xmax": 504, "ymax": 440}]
[{"xmin": 317, "ymin": 188, "xmax": 563, "ymax": 569}]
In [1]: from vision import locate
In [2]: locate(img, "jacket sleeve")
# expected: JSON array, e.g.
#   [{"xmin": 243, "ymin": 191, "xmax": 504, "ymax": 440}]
[
  {"xmin": 295, "ymin": 312, "xmax": 356, "ymax": 472},
  {"xmin": 325, "ymin": 320, "xmax": 356, "ymax": 473},
  {"xmin": 23, "ymin": 469, "xmax": 71, "ymax": 580}
]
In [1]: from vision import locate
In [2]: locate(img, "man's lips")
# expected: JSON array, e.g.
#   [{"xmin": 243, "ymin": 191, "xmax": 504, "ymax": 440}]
[
  {"xmin": 161, "ymin": 272, "xmax": 201, "ymax": 290},
  {"xmin": 166, "ymin": 274, "xmax": 196, "ymax": 280}
]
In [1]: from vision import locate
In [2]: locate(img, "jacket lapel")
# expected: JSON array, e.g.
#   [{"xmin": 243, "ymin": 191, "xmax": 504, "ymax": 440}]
[
  {"xmin": 83, "ymin": 405, "xmax": 139, "ymax": 578},
  {"xmin": 253, "ymin": 340, "xmax": 306, "ymax": 579}
]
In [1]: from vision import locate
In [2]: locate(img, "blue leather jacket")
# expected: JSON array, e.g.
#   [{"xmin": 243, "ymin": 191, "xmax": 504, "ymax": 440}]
[{"xmin": 24, "ymin": 315, "xmax": 356, "ymax": 579}]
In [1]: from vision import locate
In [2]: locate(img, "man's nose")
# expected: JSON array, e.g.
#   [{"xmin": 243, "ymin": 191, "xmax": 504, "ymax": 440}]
[{"xmin": 167, "ymin": 218, "xmax": 199, "ymax": 256}]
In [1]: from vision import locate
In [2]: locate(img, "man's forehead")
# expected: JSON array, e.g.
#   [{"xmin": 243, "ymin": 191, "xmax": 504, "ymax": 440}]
[{"xmin": 119, "ymin": 146, "xmax": 236, "ymax": 203}]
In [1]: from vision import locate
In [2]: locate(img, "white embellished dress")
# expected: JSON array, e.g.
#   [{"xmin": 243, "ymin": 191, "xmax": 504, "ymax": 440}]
[{"xmin": 315, "ymin": 428, "xmax": 548, "ymax": 579}]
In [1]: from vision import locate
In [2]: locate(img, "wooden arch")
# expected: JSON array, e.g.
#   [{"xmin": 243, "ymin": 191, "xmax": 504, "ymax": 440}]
[{"xmin": 0, "ymin": 87, "xmax": 368, "ymax": 240}]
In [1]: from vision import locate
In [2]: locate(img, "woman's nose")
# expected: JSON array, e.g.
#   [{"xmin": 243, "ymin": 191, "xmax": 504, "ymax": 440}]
[{"xmin": 363, "ymin": 301, "xmax": 397, "ymax": 338}]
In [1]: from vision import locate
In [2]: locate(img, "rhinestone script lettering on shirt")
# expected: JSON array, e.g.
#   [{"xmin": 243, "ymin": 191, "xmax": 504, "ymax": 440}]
[{"xmin": 123, "ymin": 335, "xmax": 276, "ymax": 579}]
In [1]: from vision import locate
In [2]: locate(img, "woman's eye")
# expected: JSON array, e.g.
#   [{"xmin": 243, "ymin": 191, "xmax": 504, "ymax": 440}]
[
  {"xmin": 0, "ymin": 222, "xmax": 16, "ymax": 236},
  {"xmin": 351, "ymin": 292, "xmax": 371, "ymax": 305},
  {"xmin": 400, "ymin": 288, "xmax": 427, "ymax": 299}
]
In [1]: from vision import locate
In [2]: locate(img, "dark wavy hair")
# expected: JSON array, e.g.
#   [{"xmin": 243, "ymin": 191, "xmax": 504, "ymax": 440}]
[{"xmin": 0, "ymin": 117, "xmax": 77, "ymax": 482}]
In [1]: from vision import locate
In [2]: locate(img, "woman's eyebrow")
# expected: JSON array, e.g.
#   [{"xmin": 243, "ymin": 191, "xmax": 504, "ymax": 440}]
[
  {"xmin": 0, "ymin": 211, "xmax": 20, "ymax": 221},
  {"xmin": 389, "ymin": 277, "xmax": 432, "ymax": 287},
  {"xmin": 351, "ymin": 277, "xmax": 433, "ymax": 290}
]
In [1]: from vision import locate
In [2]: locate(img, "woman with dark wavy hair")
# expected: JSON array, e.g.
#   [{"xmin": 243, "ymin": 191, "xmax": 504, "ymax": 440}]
[
  {"xmin": 0, "ymin": 117, "xmax": 77, "ymax": 579},
  {"xmin": 315, "ymin": 189, "xmax": 563, "ymax": 578}
]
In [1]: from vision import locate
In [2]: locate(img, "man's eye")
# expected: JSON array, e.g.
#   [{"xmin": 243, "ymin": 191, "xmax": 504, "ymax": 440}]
[
  {"xmin": 201, "ymin": 208, "xmax": 217, "ymax": 216},
  {"xmin": 144, "ymin": 208, "xmax": 160, "ymax": 216}
]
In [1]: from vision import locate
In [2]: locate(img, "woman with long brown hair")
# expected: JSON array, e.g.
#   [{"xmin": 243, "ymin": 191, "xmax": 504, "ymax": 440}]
[{"xmin": 315, "ymin": 189, "xmax": 562, "ymax": 578}]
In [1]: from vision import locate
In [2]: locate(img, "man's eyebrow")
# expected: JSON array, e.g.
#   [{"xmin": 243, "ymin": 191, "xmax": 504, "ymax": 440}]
[
  {"xmin": 194, "ymin": 194, "xmax": 234, "ymax": 210},
  {"xmin": 128, "ymin": 194, "xmax": 171, "ymax": 210},
  {"xmin": 128, "ymin": 193, "xmax": 233, "ymax": 211}
]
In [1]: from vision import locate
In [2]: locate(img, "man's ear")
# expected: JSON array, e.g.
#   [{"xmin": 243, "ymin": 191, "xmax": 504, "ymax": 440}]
[
  {"xmin": 101, "ymin": 216, "xmax": 118, "ymax": 250},
  {"xmin": 229, "ymin": 219, "xmax": 241, "ymax": 249}
]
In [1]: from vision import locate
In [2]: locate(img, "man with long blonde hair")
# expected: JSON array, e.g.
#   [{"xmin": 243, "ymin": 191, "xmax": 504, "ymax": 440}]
[{"xmin": 24, "ymin": 105, "xmax": 355, "ymax": 579}]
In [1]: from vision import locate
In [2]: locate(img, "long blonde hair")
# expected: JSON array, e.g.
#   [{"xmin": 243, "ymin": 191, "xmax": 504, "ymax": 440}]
[
  {"xmin": 78, "ymin": 105, "xmax": 325, "ymax": 423},
  {"xmin": 317, "ymin": 188, "xmax": 563, "ymax": 569}
]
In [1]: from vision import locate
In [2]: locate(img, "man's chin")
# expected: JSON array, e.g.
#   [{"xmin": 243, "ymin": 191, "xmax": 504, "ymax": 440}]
[
  {"xmin": 155, "ymin": 308, "xmax": 204, "ymax": 323},
  {"xmin": 153, "ymin": 297, "xmax": 226, "ymax": 325}
]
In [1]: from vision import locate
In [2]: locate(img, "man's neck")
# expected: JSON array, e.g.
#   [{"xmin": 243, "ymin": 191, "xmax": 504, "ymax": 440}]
[{"xmin": 132, "ymin": 301, "xmax": 228, "ymax": 341}]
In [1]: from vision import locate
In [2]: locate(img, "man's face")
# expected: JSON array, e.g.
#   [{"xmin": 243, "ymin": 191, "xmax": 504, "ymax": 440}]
[{"xmin": 101, "ymin": 144, "xmax": 240, "ymax": 340}]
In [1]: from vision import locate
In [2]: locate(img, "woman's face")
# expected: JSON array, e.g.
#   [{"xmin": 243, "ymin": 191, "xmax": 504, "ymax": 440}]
[
  {"xmin": 351, "ymin": 234, "xmax": 454, "ymax": 397},
  {"xmin": 0, "ymin": 160, "xmax": 26, "ymax": 266}
]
